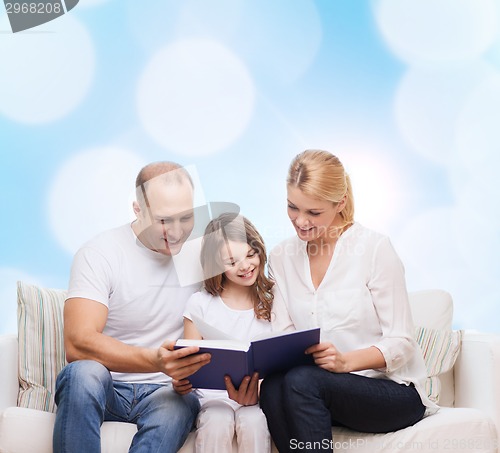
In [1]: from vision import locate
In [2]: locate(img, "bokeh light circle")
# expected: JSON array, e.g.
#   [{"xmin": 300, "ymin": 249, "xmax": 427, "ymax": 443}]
[
  {"xmin": 137, "ymin": 39, "xmax": 255, "ymax": 157},
  {"xmin": 48, "ymin": 147, "xmax": 146, "ymax": 254},
  {"xmin": 0, "ymin": 14, "xmax": 94, "ymax": 124}
]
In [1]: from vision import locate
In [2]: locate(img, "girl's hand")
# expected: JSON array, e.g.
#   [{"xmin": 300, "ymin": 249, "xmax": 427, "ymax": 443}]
[
  {"xmin": 306, "ymin": 342, "xmax": 349, "ymax": 373},
  {"xmin": 225, "ymin": 372, "xmax": 259, "ymax": 406},
  {"xmin": 172, "ymin": 378, "xmax": 194, "ymax": 395}
]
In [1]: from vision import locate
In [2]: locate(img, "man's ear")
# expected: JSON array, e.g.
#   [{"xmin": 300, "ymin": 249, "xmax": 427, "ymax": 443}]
[{"xmin": 133, "ymin": 201, "xmax": 141, "ymax": 217}]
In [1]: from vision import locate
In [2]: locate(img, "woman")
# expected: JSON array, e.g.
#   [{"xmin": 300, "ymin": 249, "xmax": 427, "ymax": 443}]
[{"xmin": 260, "ymin": 150, "xmax": 437, "ymax": 452}]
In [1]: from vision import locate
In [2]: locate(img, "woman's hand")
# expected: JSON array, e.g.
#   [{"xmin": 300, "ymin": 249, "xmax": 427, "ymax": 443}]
[
  {"xmin": 225, "ymin": 372, "xmax": 259, "ymax": 406},
  {"xmin": 306, "ymin": 342, "xmax": 349, "ymax": 373},
  {"xmin": 172, "ymin": 378, "xmax": 194, "ymax": 395},
  {"xmin": 306, "ymin": 343, "xmax": 386, "ymax": 373}
]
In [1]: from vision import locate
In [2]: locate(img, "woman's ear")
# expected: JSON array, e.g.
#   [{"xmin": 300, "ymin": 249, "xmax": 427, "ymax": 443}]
[{"xmin": 336, "ymin": 195, "xmax": 347, "ymax": 213}]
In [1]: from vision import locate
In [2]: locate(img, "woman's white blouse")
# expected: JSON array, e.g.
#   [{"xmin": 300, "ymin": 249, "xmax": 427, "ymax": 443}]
[{"xmin": 269, "ymin": 222, "xmax": 437, "ymax": 411}]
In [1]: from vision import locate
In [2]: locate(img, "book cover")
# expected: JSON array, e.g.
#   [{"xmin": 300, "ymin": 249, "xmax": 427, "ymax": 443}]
[{"xmin": 175, "ymin": 323, "xmax": 320, "ymax": 390}]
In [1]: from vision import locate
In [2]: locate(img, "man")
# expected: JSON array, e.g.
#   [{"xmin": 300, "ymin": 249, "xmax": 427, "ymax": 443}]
[{"xmin": 53, "ymin": 162, "xmax": 211, "ymax": 453}]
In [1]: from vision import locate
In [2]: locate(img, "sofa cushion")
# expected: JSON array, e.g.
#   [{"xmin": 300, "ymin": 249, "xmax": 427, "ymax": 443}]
[
  {"xmin": 17, "ymin": 281, "xmax": 67, "ymax": 412},
  {"xmin": 331, "ymin": 407, "xmax": 497, "ymax": 452},
  {"xmin": 409, "ymin": 290, "xmax": 453, "ymax": 330},
  {"xmin": 0, "ymin": 406, "xmax": 227, "ymax": 453},
  {"xmin": 415, "ymin": 326, "xmax": 463, "ymax": 404}
]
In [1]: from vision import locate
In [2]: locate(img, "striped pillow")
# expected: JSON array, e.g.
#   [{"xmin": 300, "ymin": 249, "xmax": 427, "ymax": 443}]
[
  {"xmin": 17, "ymin": 281, "xmax": 67, "ymax": 412},
  {"xmin": 415, "ymin": 326, "xmax": 463, "ymax": 403}
]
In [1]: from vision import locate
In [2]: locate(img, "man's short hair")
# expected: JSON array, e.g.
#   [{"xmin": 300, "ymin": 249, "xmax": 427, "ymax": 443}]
[{"xmin": 135, "ymin": 161, "xmax": 193, "ymax": 208}]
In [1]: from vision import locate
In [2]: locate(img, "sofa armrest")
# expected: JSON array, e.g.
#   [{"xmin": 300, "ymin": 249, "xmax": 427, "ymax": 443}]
[
  {"xmin": 0, "ymin": 334, "xmax": 18, "ymax": 411},
  {"xmin": 454, "ymin": 331, "xmax": 500, "ymax": 429}
]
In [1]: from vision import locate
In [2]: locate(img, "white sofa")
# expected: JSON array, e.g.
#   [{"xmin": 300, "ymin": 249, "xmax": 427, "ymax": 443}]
[{"xmin": 1, "ymin": 288, "xmax": 499, "ymax": 452}]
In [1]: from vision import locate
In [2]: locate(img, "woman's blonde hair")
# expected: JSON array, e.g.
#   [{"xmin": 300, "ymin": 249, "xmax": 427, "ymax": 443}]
[
  {"xmin": 287, "ymin": 149, "xmax": 355, "ymax": 226},
  {"xmin": 201, "ymin": 213, "xmax": 274, "ymax": 321}
]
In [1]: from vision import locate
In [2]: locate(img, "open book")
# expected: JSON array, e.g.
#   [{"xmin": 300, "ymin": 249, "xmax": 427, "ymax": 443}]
[{"xmin": 175, "ymin": 315, "xmax": 320, "ymax": 390}]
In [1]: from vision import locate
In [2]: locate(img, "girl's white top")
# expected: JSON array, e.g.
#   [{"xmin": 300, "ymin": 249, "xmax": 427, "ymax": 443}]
[{"xmin": 184, "ymin": 290, "xmax": 271, "ymax": 408}]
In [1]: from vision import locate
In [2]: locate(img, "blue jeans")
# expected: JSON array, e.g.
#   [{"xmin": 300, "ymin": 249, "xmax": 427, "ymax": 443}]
[
  {"xmin": 260, "ymin": 366, "xmax": 425, "ymax": 453},
  {"xmin": 53, "ymin": 360, "xmax": 200, "ymax": 453}
]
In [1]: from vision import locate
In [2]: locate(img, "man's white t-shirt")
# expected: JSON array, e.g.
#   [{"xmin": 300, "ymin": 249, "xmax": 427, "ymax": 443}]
[{"xmin": 67, "ymin": 223, "xmax": 200, "ymax": 384}]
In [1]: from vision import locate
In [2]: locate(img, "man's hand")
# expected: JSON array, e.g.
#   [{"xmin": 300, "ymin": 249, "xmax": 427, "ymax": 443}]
[
  {"xmin": 172, "ymin": 378, "xmax": 194, "ymax": 395},
  {"xmin": 225, "ymin": 372, "xmax": 259, "ymax": 406},
  {"xmin": 157, "ymin": 340, "xmax": 211, "ymax": 380}
]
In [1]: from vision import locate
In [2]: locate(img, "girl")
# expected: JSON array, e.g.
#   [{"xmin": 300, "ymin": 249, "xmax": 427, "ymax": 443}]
[{"xmin": 175, "ymin": 212, "xmax": 274, "ymax": 453}]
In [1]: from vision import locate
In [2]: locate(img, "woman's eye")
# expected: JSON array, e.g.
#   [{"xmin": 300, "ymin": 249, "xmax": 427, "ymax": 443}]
[
  {"xmin": 309, "ymin": 212, "xmax": 321, "ymax": 216},
  {"xmin": 287, "ymin": 205, "xmax": 297, "ymax": 210}
]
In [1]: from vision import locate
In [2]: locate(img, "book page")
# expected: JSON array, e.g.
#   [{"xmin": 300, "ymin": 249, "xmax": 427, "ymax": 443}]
[
  {"xmin": 176, "ymin": 338, "xmax": 250, "ymax": 352},
  {"xmin": 190, "ymin": 313, "xmax": 236, "ymax": 341},
  {"xmin": 251, "ymin": 328, "xmax": 299, "ymax": 341}
]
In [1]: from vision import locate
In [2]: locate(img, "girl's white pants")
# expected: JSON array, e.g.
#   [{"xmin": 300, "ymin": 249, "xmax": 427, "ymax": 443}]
[{"xmin": 195, "ymin": 398, "xmax": 271, "ymax": 453}]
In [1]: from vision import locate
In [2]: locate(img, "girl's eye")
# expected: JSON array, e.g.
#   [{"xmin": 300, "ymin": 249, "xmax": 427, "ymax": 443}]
[
  {"xmin": 287, "ymin": 204, "xmax": 297, "ymax": 210},
  {"xmin": 309, "ymin": 212, "xmax": 321, "ymax": 216}
]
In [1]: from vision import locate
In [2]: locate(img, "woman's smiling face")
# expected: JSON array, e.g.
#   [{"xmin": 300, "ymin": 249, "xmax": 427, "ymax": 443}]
[{"xmin": 286, "ymin": 185, "xmax": 344, "ymax": 243}]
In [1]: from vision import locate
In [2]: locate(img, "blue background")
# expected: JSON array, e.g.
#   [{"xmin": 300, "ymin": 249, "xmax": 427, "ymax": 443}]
[{"xmin": 1, "ymin": 0, "xmax": 500, "ymax": 335}]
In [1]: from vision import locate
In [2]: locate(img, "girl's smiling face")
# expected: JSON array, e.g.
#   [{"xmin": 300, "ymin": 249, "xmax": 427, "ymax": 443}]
[{"xmin": 220, "ymin": 240, "xmax": 260, "ymax": 288}]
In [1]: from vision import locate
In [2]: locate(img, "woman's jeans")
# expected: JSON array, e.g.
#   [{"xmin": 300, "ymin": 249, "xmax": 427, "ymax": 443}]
[
  {"xmin": 260, "ymin": 366, "xmax": 426, "ymax": 453},
  {"xmin": 53, "ymin": 360, "xmax": 200, "ymax": 453}
]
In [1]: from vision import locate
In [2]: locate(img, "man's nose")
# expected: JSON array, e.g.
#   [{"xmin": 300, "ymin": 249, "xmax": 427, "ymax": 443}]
[{"xmin": 164, "ymin": 222, "xmax": 183, "ymax": 241}]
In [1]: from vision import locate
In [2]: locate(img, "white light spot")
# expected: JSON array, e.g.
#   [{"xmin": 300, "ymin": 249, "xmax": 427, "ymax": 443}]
[
  {"xmin": 48, "ymin": 148, "xmax": 146, "ymax": 254},
  {"xmin": 452, "ymin": 73, "xmax": 500, "ymax": 227},
  {"xmin": 374, "ymin": 0, "xmax": 499, "ymax": 64},
  {"xmin": 343, "ymin": 152, "xmax": 403, "ymax": 234},
  {"xmin": 394, "ymin": 62, "xmax": 497, "ymax": 165},
  {"xmin": 396, "ymin": 207, "xmax": 500, "ymax": 329},
  {"xmin": 238, "ymin": 0, "xmax": 322, "ymax": 83},
  {"xmin": 0, "ymin": 14, "xmax": 94, "ymax": 124},
  {"xmin": 137, "ymin": 39, "xmax": 255, "ymax": 157}
]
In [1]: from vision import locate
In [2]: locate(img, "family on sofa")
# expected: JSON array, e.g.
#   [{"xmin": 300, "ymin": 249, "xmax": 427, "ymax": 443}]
[{"xmin": 54, "ymin": 150, "xmax": 443, "ymax": 453}]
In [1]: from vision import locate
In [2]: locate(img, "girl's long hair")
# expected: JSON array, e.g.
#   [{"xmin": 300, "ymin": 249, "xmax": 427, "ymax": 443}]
[{"xmin": 201, "ymin": 212, "xmax": 274, "ymax": 321}]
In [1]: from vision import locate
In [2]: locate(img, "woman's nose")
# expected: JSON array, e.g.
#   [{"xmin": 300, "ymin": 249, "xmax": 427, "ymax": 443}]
[{"xmin": 295, "ymin": 214, "xmax": 309, "ymax": 228}]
